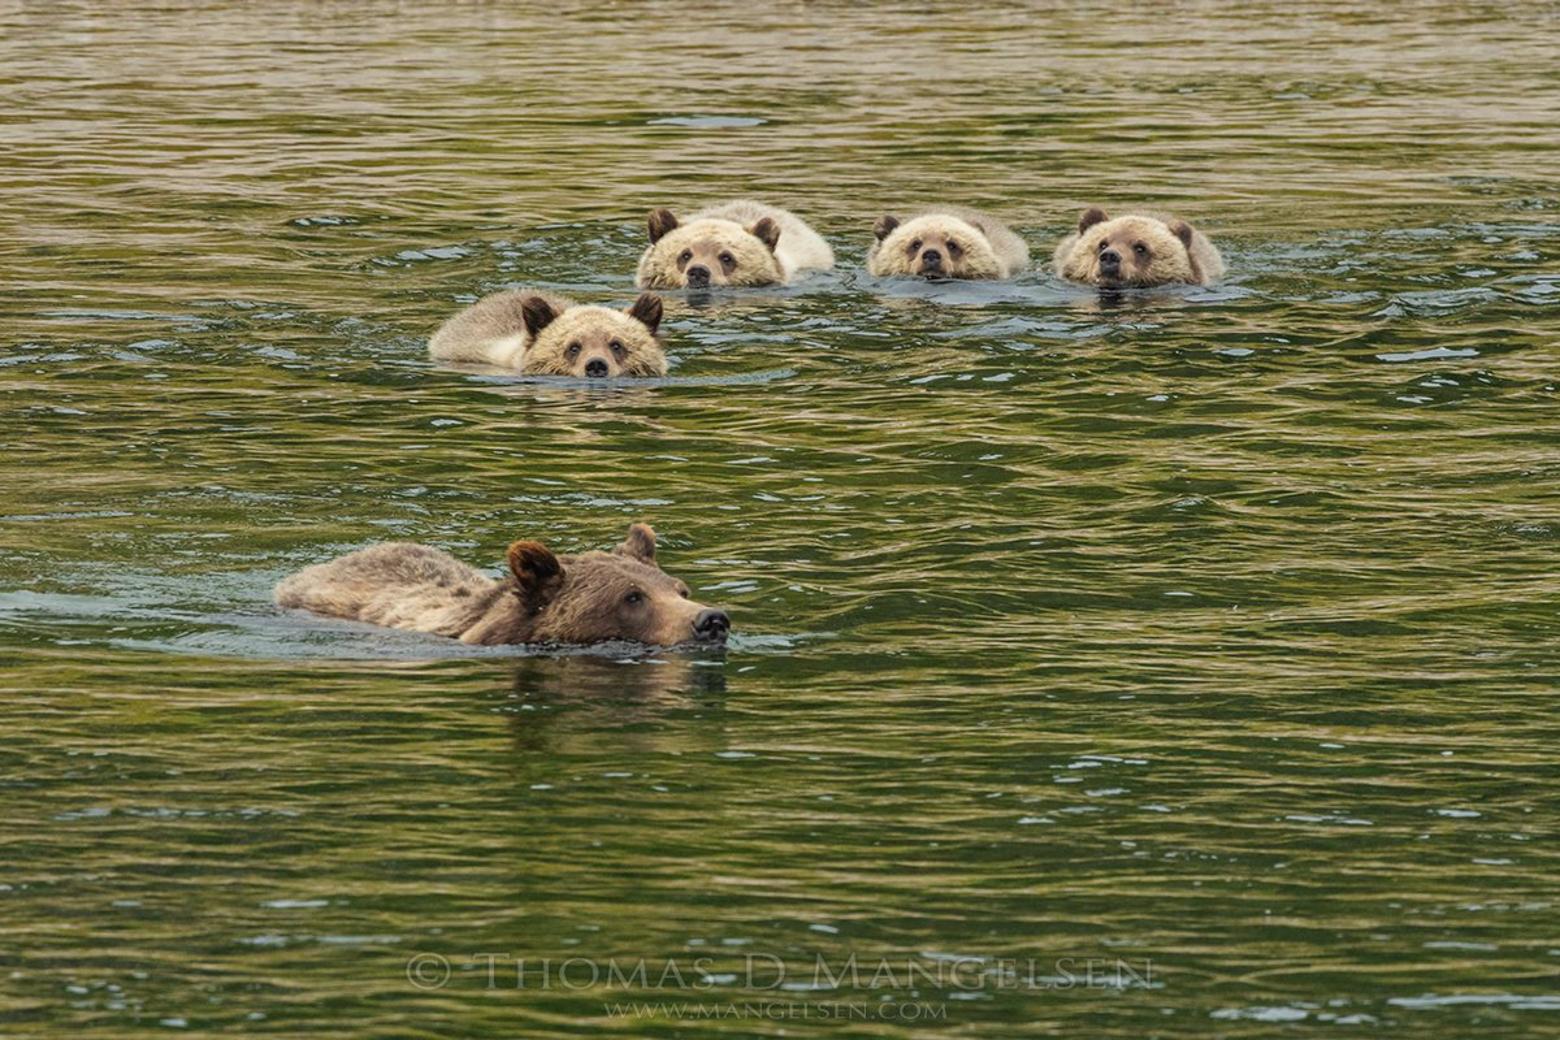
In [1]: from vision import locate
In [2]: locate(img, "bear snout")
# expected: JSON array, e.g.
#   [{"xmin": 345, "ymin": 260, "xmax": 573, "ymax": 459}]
[
  {"xmin": 919, "ymin": 248, "xmax": 943, "ymax": 272},
  {"xmin": 685, "ymin": 264, "xmax": 711, "ymax": 288},
  {"xmin": 692, "ymin": 608, "xmax": 730, "ymax": 643},
  {"xmin": 584, "ymin": 357, "xmax": 610, "ymax": 378}
]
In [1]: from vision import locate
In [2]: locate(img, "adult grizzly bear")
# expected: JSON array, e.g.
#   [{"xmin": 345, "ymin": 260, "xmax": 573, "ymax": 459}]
[{"xmin": 275, "ymin": 524, "xmax": 729, "ymax": 647}]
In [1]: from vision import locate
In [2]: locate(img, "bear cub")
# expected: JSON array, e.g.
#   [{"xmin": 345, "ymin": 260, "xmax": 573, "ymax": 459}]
[
  {"xmin": 275, "ymin": 523, "xmax": 731, "ymax": 648},
  {"xmin": 867, "ymin": 206, "xmax": 1030, "ymax": 280},
  {"xmin": 429, "ymin": 290, "xmax": 667, "ymax": 377},
  {"xmin": 1052, "ymin": 208, "xmax": 1224, "ymax": 288},
  {"xmin": 636, "ymin": 199, "xmax": 834, "ymax": 289}
]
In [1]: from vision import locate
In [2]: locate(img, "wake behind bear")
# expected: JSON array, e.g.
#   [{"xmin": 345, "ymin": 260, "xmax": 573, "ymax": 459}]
[{"xmin": 275, "ymin": 523, "xmax": 731, "ymax": 648}]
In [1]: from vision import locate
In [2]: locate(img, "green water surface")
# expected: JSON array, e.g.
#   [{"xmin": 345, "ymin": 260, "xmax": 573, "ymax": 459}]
[{"xmin": 2, "ymin": 2, "xmax": 1558, "ymax": 1036}]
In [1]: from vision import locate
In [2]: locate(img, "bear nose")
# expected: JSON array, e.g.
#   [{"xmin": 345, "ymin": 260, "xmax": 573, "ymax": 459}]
[
  {"xmin": 584, "ymin": 358, "xmax": 609, "ymax": 378},
  {"xmin": 921, "ymin": 248, "xmax": 942, "ymax": 267},
  {"xmin": 693, "ymin": 608, "xmax": 730, "ymax": 642},
  {"xmin": 685, "ymin": 264, "xmax": 710, "ymax": 288},
  {"xmin": 1099, "ymin": 249, "xmax": 1121, "ymax": 269}
]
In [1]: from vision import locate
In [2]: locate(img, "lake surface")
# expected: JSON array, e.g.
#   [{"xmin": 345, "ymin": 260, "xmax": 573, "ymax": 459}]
[{"xmin": 2, "ymin": 1, "xmax": 1558, "ymax": 1036}]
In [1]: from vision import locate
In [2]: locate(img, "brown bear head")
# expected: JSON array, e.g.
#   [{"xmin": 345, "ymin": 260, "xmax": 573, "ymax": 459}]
[
  {"xmin": 1062, "ymin": 209, "xmax": 1201, "ymax": 288},
  {"xmin": 636, "ymin": 210, "xmax": 786, "ymax": 289},
  {"xmin": 519, "ymin": 294, "xmax": 667, "ymax": 378},
  {"xmin": 868, "ymin": 212, "xmax": 1008, "ymax": 280},
  {"xmin": 502, "ymin": 523, "xmax": 729, "ymax": 647}
]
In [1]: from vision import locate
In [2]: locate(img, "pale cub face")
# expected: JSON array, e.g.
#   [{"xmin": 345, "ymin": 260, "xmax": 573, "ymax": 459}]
[
  {"xmin": 637, "ymin": 211, "xmax": 785, "ymax": 289},
  {"xmin": 1064, "ymin": 210, "xmax": 1197, "ymax": 288},
  {"xmin": 520, "ymin": 295, "xmax": 666, "ymax": 378},
  {"xmin": 870, "ymin": 214, "xmax": 1003, "ymax": 280}
]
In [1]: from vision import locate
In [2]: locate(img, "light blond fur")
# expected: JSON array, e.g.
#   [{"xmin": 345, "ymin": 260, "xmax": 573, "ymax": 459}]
[
  {"xmin": 1052, "ymin": 208, "xmax": 1224, "ymax": 288},
  {"xmin": 867, "ymin": 206, "xmax": 1029, "ymax": 280},
  {"xmin": 275, "ymin": 524, "xmax": 727, "ymax": 648},
  {"xmin": 429, "ymin": 290, "xmax": 666, "ymax": 377},
  {"xmin": 635, "ymin": 199, "xmax": 834, "ymax": 289}
]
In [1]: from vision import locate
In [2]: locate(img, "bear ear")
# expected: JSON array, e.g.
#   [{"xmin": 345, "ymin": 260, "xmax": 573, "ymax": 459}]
[
  {"xmin": 749, "ymin": 217, "xmax": 781, "ymax": 252},
  {"xmin": 1168, "ymin": 220, "xmax": 1196, "ymax": 249},
  {"xmin": 873, "ymin": 215, "xmax": 900, "ymax": 242},
  {"xmin": 648, "ymin": 208, "xmax": 679, "ymax": 244},
  {"xmin": 616, "ymin": 522, "xmax": 657, "ymax": 564},
  {"xmin": 520, "ymin": 296, "xmax": 561, "ymax": 339},
  {"xmin": 1078, "ymin": 207, "xmax": 1108, "ymax": 233},
  {"xmin": 626, "ymin": 293, "xmax": 662, "ymax": 334},
  {"xmin": 507, "ymin": 539, "xmax": 563, "ymax": 608}
]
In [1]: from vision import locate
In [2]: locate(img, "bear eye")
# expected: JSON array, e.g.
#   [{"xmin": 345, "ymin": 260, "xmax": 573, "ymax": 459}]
[
  {"xmin": 609, "ymin": 340, "xmax": 626, "ymax": 359},
  {"xmin": 1098, "ymin": 240, "xmax": 1111, "ymax": 252},
  {"xmin": 947, "ymin": 240, "xmax": 963, "ymax": 256},
  {"xmin": 678, "ymin": 249, "xmax": 693, "ymax": 264},
  {"xmin": 676, "ymin": 582, "xmax": 690, "ymax": 599},
  {"xmin": 565, "ymin": 342, "xmax": 582, "ymax": 358},
  {"xmin": 909, "ymin": 239, "xmax": 922, "ymax": 253},
  {"xmin": 718, "ymin": 251, "xmax": 736, "ymax": 268},
  {"xmin": 624, "ymin": 589, "xmax": 644, "ymax": 605},
  {"xmin": 1133, "ymin": 242, "xmax": 1148, "ymax": 256}
]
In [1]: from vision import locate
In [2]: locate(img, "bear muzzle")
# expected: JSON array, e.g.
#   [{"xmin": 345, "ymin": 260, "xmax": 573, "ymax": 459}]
[
  {"xmin": 692, "ymin": 608, "xmax": 730, "ymax": 644},
  {"xmin": 685, "ymin": 264, "xmax": 712, "ymax": 288},
  {"xmin": 584, "ymin": 357, "xmax": 610, "ymax": 378},
  {"xmin": 918, "ymin": 248, "xmax": 944, "ymax": 276}
]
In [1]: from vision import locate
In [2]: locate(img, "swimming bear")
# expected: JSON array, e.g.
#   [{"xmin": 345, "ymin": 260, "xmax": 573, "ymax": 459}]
[
  {"xmin": 867, "ymin": 206, "xmax": 1030, "ymax": 280},
  {"xmin": 275, "ymin": 523, "xmax": 730, "ymax": 647},
  {"xmin": 429, "ymin": 290, "xmax": 666, "ymax": 377},
  {"xmin": 635, "ymin": 199, "xmax": 834, "ymax": 289},
  {"xmin": 1052, "ymin": 208, "xmax": 1224, "ymax": 288}
]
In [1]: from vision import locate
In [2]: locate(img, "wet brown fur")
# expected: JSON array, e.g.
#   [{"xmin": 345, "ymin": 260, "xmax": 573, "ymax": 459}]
[{"xmin": 275, "ymin": 524, "xmax": 725, "ymax": 647}]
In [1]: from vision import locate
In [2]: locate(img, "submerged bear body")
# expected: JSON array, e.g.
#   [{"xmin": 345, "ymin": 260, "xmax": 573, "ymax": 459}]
[
  {"xmin": 1052, "ymin": 208, "xmax": 1224, "ymax": 288},
  {"xmin": 867, "ymin": 206, "xmax": 1029, "ymax": 280},
  {"xmin": 276, "ymin": 524, "xmax": 729, "ymax": 648},
  {"xmin": 429, "ymin": 290, "xmax": 667, "ymax": 377},
  {"xmin": 635, "ymin": 199, "xmax": 834, "ymax": 289}
]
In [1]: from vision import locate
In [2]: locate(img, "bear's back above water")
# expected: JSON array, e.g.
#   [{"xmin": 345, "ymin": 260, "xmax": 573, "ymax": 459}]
[
  {"xmin": 635, "ymin": 199, "xmax": 834, "ymax": 289},
  {"xmin": 275, "ymin": 523, "xmax": 730, "ymax": 648}
]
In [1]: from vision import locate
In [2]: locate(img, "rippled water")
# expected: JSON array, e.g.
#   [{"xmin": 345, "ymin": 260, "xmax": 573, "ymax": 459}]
[{"xmin": 3, "ymin": 2, "xmax": 1558, "ymax": 1036}]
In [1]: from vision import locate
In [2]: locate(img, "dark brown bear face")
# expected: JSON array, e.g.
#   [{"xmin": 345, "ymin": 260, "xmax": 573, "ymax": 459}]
[{"xmin": 507, "ymin": 523, "xmax": 729, "ymax": 647}]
